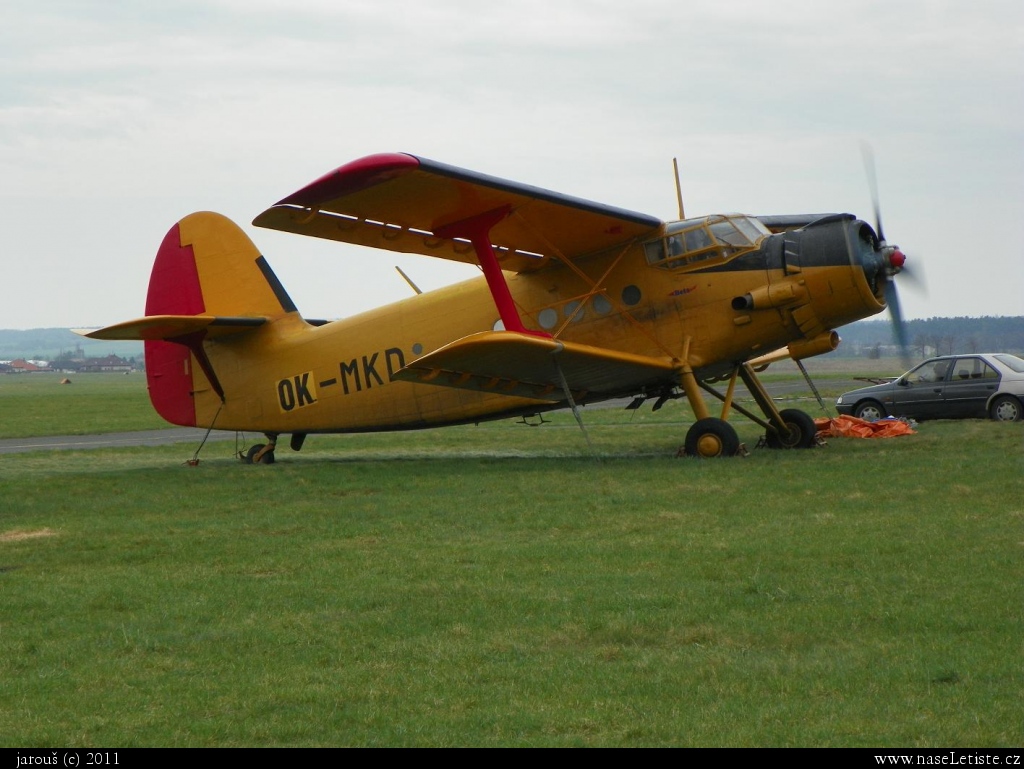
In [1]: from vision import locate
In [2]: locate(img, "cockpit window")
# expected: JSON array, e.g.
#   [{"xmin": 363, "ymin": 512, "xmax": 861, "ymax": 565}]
[
  {"xmin": 644, "ymin": 215, "xmax": 769, "ymax": 269},
  {"xmin": 732, "ymin": 216, "xmax": 770, "ymax": 243},
  {"xmin": 709, "ymin": 220, "xmax": 750, "ymax": 247}
]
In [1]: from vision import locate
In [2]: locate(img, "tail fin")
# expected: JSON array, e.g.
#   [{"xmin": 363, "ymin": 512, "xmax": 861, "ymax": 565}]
[
  {"xmin": 146, "ymin": 211, "xmax": 296, "ymax": 319},
  {"xmin": 86, "ymin": 212, "xmax": 298, "ymax": 426}
]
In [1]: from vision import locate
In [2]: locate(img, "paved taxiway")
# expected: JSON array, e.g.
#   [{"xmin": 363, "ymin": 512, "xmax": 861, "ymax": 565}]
[{"xmin": 0, "ymin": 428, "xmax": 238, "ymax": 455}]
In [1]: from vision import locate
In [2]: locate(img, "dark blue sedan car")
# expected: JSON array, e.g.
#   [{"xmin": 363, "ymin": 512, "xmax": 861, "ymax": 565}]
[{"xmin": 835, "ymin": 353, "xmax": 1024, "ymax": 422}]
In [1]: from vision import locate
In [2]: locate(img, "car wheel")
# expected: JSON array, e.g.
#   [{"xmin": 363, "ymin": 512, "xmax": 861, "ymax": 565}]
[
  {"xmin": 853, "ymin": 400, "xmax": 887, "ymax": 421},
  {"xmin": 684, "ymin": 418, "xmax": 740, "ymax": 458},
  {"xmin": 765, "ymin": 408, "xmax": 817, "ymax": 449},
  {"xmin": 989, "ymin": 395, "xmax": 1022, "ymax": 422}
]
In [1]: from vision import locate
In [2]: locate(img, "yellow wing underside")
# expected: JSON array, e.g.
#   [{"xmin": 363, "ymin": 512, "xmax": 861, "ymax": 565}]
[{"xmin": 394, "ymin": 331, "xmax": 679, "ymax": 402}]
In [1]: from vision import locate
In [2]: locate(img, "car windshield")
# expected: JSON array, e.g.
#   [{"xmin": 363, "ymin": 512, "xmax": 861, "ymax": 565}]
[{"xmin": 994, "ymin": 354, "xmax": 1024, "ymax": 373}]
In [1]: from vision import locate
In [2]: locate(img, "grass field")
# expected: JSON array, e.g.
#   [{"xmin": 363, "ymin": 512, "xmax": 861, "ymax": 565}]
[
  {"xmin": 0, "ymin": 369, "xmax": 1021, "ymax": 746},
  {"xmin": 0, "ymin": 373, "xmax": 165, "ymax": 438},
  {"xmin": 0, "ymin": 362, "xmax": 904, "ymax": 439}
]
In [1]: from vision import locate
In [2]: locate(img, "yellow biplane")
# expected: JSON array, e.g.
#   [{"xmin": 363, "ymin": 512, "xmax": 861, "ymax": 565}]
[{"xmin": 85, "ymin": 152, "xmax": 909, "ymax": 461}]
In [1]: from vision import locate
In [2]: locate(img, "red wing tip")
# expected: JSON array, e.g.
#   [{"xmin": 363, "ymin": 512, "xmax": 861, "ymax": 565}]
[{"xmin": 276, "ymin": 153, "xmax": 421, "ymax": 207}]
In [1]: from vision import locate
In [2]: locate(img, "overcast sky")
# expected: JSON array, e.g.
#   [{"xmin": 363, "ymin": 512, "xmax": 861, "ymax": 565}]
[{"xmin": 2, "ymin": 0, "xmax": 1021, "ymax": 331}]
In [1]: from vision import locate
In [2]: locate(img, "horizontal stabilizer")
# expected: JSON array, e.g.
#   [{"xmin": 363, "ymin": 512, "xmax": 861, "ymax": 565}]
[
  {"xmin": 393, "ymin": 331, "xmax": 678, "ymax": 402},
  {"xmin": 78, "ymin": 314, "xmax": 267, "ymax": 342}
]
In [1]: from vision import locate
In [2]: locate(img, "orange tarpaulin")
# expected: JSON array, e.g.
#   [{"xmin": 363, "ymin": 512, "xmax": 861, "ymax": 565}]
[{"xmin": 815, "ymin": 415, "xmax": 916, "ymax": 439}]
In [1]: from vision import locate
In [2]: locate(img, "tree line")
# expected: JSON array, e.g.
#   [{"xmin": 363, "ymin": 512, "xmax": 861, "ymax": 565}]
[{"xmin": 835, "ymin": 316, "xmax": 1024, "ymax": 357}]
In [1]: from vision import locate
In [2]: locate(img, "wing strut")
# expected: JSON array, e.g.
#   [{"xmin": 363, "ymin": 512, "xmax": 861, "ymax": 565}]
[
  {"xmin": 173, "ymin": 331, "xmax": 226, "ymax": 403},
  {"xmin": 433, "ymin": 207, "xmax": 548, "ymax": 338},
  {"xmin": 553, "ymin": 357, "xmax": 593, "ymax": 450}
]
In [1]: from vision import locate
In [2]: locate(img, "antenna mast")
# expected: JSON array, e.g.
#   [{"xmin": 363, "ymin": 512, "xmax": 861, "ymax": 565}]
[
  {"xmin": 395, "ymin": 265, "xmax": 422, "ymax": 295},
  {"xmin": 672, "ymin": 158, "xmax": 685, "ymax": 220}
]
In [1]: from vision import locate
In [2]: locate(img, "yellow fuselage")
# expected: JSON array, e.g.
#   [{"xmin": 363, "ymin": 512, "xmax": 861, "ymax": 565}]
[{"xmin": 193, "ymin": 235, "xmax": 881, "ymax": 434}]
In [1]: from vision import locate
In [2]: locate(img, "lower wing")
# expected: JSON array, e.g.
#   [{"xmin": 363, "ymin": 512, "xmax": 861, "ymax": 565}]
[{"xmin": 394, "ymin": 331, "xmax": 678, "ymax": 403}]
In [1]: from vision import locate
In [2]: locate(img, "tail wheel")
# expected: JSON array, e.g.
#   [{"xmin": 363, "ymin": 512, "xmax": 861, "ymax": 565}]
[
  {"xmin": 765, "ymin": 408, "xmax": 817, "ymax": 449},
  {"xmin": 684, "ymin": 418, "xmax": 740, "ymax": 458},
  {"xmin": 245, "ymin": 444, "xmax": 276, "ymax": 464}
]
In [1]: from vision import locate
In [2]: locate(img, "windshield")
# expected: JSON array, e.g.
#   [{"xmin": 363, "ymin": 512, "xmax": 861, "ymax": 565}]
[{"xmin": 645, "ymin": 215, "xmax": 769, "ymax": 268}]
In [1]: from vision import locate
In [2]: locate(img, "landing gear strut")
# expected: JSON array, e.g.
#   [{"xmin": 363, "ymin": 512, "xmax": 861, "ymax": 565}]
[
  {"xmin": 733, "ymin": 367, "xmax": 817, "ymax": 450},
  {"xmin": 675, "ymin": 346, "xmax": 817, "ymax": 457}
]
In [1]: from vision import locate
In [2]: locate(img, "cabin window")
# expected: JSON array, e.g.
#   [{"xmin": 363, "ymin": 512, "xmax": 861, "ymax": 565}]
[
  {"xmin": 538, "ymin": 308, "xmax": 558, "ymax": 329},
  {"xmin": 592, "ymin": 294, "xmax": 612, "ymax": 314}
]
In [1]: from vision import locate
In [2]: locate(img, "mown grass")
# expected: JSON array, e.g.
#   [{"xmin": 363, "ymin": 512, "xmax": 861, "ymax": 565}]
[
  {"xmin": 0, "ymin": 361, "xmax": 898, "ymax": 439},
  {"xmin": 0, "ymin": 373, "xmax": 164, "ymax": 438},
  {"xmin": 0, "ymin": 367, "xmax": 1021, "ymax": 746}
]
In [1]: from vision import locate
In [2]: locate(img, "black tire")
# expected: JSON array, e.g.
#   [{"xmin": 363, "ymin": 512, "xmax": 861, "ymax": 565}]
[
  {"xmin": 989, "ymin": 395, "xmax": 1022, "ymax": 422},
  {"xmin": 765, "ymin": 408, "xmax": 817, "ymax": 449},
  {"xmin": 853, "ymin": 400, "xmax": 887, "ymax": 421},
  {"xmin": 246, "ymin": 444, "xmax": 276, "ymax": 464},
  {"xmin": 684, "ymin": 418, "xmax": 740, "ymax": 458}
]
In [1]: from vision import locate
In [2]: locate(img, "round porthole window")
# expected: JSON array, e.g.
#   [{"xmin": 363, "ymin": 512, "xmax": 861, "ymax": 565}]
[
  {"xmin": 593, "ymin": 295, "xmax": 612, "ymax": 314},
  {"xmin": 492, "ymin": 319, "xmax": 505, "ymax": 331},
  {"xmin": 563, "ymin": 300, "xmax": 583, "ymax": 322},
  {"xmin": 538, "ymin": 308, "xmax": 558, "ymax": 329},
  {"xmin": 412, "ymin": 343, "xmax": 423, "ymax": 356},
  {"xmin": 621, "ymin": 285, "xmax": 642, "ymax": 306}
]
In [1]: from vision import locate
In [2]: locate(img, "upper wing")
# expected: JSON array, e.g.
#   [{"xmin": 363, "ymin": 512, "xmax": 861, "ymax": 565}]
[
  {"xmin": 253, "ymin": 153, "xmax": 662, "ymax": 272},
  {"xmin": 392, "ymin": 331, "xmax": 678, "ymax": 402}
]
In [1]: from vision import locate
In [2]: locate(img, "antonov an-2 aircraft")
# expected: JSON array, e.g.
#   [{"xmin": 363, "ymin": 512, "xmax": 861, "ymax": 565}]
[{"xmin": 86, "ymin": 152, "xmax": 910, "ymax": 462}]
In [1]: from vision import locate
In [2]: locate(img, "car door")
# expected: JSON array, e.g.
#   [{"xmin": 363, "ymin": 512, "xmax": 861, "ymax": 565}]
[
  {"xmin": 890, "ymin": 358, "xmax": 953, "ymax": 419},
  {"xmin": 941, "ymin": 356, "xmax": 1001, "ymax": 418}
]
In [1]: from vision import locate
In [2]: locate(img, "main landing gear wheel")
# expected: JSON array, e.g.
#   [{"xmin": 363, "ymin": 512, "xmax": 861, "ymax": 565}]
[
  {"xmin": 684, "ymin": 418, "xmax": 740, "ymax": 458},
  {"xmin": 245, "ymin": 444, "xmax": 276, "ymax": 464},
  {"xmin": 765, "ymin": 408, "xmax": 817, "ymax": 449}
]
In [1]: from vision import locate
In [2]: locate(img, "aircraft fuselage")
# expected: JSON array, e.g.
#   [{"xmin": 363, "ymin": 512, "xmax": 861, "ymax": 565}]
[{"xmin": 188, "ymin": 213, "xmax": 885, "ymax": 434}]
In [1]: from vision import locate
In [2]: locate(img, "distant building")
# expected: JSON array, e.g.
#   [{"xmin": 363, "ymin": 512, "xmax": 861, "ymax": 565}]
[
  {"xmin": 7, "ymin": 359, "xmax": 52, "ymax": 373},
  {"xmin": 76, "ymin": 355, "xmax": 133, "ymax": 373}
]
